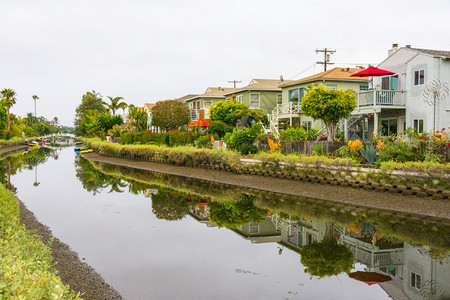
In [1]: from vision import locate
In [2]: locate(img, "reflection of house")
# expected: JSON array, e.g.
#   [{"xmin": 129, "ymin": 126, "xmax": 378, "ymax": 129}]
[
  {"xmin": 271, "ymin": 214, "xmax": 326, "ymax": 251},
  {"xmin": 272, "ymin": 68, "xmax": 368, "ymax": 137},
  {"xmin": 350, "ymin": 44, "xmax": 450, "ymax": 140},
  {"xmin": 402, "ymin": 244, "xmax": 450, "ymax": 300},
  {"xmin": 188, "ymin": 204, "xmax": 216, "ymax": 227},
  {"xmin": 233, "ymin": 217, "xmax": 281, "ymax": 243},
  {"xmin": 185, "ymin": 88, "xmax": 235, "ymax": 121}
]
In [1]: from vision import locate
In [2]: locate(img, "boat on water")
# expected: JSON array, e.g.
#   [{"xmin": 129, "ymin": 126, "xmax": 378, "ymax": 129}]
[
  {"xmin": 80, "ymin": 149, "xmax": 93, "ymax": 154},
  {"xmin": 74, "ymin": 145, "xmax": 90, "ymax": 152}
]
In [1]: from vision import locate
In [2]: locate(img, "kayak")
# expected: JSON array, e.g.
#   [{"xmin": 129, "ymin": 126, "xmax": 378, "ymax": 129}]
[
  {"xmin": 80, "ymin": 149, "xmax": 93, "ymax": 154},
  {"xmin": 74, "ymin": 145, "xmax": 89, "ymax": 151}
]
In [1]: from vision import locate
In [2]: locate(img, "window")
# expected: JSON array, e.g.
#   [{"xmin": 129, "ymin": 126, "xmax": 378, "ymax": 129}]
[
  {"xmin": 288, "ymin": 88, "xmax": 306, "ymax": 103},
  {"xmin": 359, "ymin": 85, "xmax": 369, "ymax": 91},
  {"xmin": 326, "ymin": 84, "xmax": 337, "ymax": 90},
  {"xmin": 277, "ymin": 94, "xmax": 282, "ymax": 105},
  {"xmin": 236, "ymin": 95, "xmax": 243, "ymax": 103},
  {"xmin": 413, "ymin": 119, "xmax": 424, "ymax": 133},
  {"xmin": 302, "ymin": 121, "xmax": 312, "ymax": 132},
  {"xmin": 414, "ymin": 70, "xmax": 425, "ymax": 85},
  {"xmin": 410, "ymin": 272, "xmax": 422, "ymax": 289},
  {"xmin": 249, "ymin": 222, "xmax": 259, "ymax": 234},
  {"xmin": 249, "ymin": 94, "xmax": 260, "ymax": 109},
  {"xmin": 381, "ymin": 118, "xmax": 398, "ymax": 136}
]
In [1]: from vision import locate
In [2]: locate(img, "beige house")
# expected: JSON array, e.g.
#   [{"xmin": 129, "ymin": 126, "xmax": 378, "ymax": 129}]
[
  {"xmin": 265, "ymin": 68, "xmax": 369, "ymax": 137},
  {"xmin": 185, "ymin": 87, "xmax": 236, "ymax": 121}
]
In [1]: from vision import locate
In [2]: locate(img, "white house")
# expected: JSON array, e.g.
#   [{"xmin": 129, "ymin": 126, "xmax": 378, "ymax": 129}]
[{"xmin": 349, "ymin": 45, "xmax": 450, "ymax": 140}]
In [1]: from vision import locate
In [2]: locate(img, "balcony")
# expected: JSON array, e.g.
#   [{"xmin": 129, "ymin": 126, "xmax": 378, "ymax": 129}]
[
  {"xmin": 273, "ymin": 103, "xmax": 302, "ymax": 117},
  {"xmin": 355, "ymin": 90, "xmax": 406, "ymax": 111}
]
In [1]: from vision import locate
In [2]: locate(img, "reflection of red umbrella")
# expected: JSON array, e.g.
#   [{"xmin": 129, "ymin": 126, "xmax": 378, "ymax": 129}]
[
  {"xmin": 187, "ymin": 120, "xmax": 209, "ymax": 127},
  {"xmin": 348, "ymin": 271, "xmax": 392, "ymax": 285},
  {"xmin": 351, "ymin": 66, "xmax": 395, "ymax": 77}
]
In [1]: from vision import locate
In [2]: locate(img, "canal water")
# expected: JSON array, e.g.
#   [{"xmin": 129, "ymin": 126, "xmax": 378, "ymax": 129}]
[{"xmin": 4, "ymin": 147, "xmax": 450, "ymax": 300}]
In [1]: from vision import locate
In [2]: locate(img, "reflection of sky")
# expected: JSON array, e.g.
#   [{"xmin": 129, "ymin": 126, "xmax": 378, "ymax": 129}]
[{"xmin": 13, "ymin": 148, "xmax": 390, "ymax": 300}]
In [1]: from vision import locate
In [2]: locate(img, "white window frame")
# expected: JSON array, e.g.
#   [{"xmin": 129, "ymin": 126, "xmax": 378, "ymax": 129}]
[
  {"xmin": 277, "ymin": 94, "xmax": 282, "ymax": 105},
  {"xmin": 249, "ymin": 222, "xmax": 259, "ymax": 234},
  {"xmin": 302, "ymin": 121, "xmax": 312, "ymax": 132},
  {"xmin": 326, "ymin": 84, "xmax": 337, "ymax": 90},
  {"xmin": 249, "ymin": 93, "xmax": 260, "ymax": 109},
  {"xmin": 410, "ymin": 272, "xmax": 422, "ymax": 289},
  {"xmin": 359, "ymin": 85, "xmax": 369, "ymax": 91},
  {"xmin": 413, "ymin": 119, "xmax": 424, "ymax": 133},
  {"xmin": 236, "ymin": 95, "xmax": 243, "ymax": 103},
  {"xmin": 414, "ymin": 70, "xmax": 425, "ymax": 86}
]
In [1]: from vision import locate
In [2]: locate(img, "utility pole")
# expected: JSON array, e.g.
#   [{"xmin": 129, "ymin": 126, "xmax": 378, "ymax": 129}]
[
  {"xmin": 315, "ymin": 48, "xmax": 336, "ymax": 71},
  {"xmin": 228, "ymin": 80, "xmax": 242, "ymax": 88}
]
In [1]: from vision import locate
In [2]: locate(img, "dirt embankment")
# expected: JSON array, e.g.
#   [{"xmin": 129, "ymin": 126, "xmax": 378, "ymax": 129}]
[{"xmin": 18, "ymin": 200, "xmax": 122, "ymax": 300}]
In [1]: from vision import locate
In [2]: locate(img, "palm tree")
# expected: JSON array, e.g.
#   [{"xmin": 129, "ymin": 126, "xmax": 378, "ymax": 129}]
[
  {"xmin": 1, "ymin": 88, "xmax": 17, "ymax": 131},
  {"xmin": 104, "ymin": 96, "xmax": 127, "ymax": 116},
  {"xmin": 26, "ymin": 112, "xmax": 34, "ymax": 127},
  {"xmin": 32, "ymin": 95, "xmax": 39, "ymax": 117}
]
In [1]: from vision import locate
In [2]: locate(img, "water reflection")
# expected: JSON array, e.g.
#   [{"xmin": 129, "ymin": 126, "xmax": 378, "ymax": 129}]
[
  {"xmin": 76, "ymin": 157, "xmax": 450, "ymax": 300},
  {"xmin": 0, "ymin": 147, "xmax": 53, "ymax": 192}
]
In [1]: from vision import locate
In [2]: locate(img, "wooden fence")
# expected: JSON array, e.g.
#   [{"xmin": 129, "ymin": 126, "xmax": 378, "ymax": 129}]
[{"xmin": 256, "ymin": 140, "xmax": 345, "ymax": 155}]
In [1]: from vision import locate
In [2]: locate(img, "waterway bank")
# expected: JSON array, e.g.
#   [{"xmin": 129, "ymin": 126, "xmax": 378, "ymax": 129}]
[
  {"xmin": 83, "ymin": 152, "xmax": 450, "ymax": 220},
  {"xmin": 18, "ymin": 196, "xmax": 122, "ymax": 299}
]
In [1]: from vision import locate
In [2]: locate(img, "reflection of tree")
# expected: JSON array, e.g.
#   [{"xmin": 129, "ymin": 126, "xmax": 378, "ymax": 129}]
[
  {"xmin": 75, "ymin": 156, "xmax": 110, "ymax": 195},
  {"xmin": 300, "ymin": 222, "xmax": 354, "ymax": 278},
  {"xmin": 209, "ymin": 194, "xmax": 264, "ymax": 229},
  {"xmin": 151, "ymin": 192, "xmax": 189, "ymax": 221}
]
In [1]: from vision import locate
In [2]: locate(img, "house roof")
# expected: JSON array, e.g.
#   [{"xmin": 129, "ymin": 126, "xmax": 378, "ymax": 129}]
[
  {"xmin": 144, "ymin": 103, "xmax": 156, "ymax": 110},
  {"xmin": 184, "ymin": 87, "xmax": 236, "ymax": 102},
  {"xmin": 175, "ymin": 94, "xmax": 199, "ymax": 102},
  {"xmin": 223, "ymin": 79, "xmax": 292, "ymax": 95},
  {"xmin": 410, "ymin": 47, "xmax": 450, "ymax": 59},
  {"xmin": 279, "ymin": 67, "xmax": 369, "ymax": 88}
]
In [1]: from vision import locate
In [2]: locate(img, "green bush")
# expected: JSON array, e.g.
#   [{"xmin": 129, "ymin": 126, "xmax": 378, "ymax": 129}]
[
  {"xmin": 207, "ymin": 120, "xmax": 232, "ymax": 138},
  {"xmin": 0, "ymin": 185, "xmax": 79, "ymax": 299},
  {"xmin": 224, "ymin": 128, "xmax": 258, "ymax": 155},
  {"xmin": 279, "ymin": 127, "xmax": 319, "ymax": 141}
]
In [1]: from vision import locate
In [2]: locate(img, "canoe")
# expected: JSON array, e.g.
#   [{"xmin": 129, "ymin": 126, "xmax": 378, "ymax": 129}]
[
  {"xmin": 80, "ymin": 149, "xmax": 93, "ymax": 154},
  {"xmin": 74, "ymin": 145, "xmax": 89, "ymax": 151}
]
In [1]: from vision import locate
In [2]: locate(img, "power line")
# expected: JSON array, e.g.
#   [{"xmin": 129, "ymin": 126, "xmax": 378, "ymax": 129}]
[
  {"xmin": 228, "ymin": 80, "xmax": 242, "ymax": 88},
  {"xmin": 315, "ymin": 48, "xmax": 336, "ymax": 71}
]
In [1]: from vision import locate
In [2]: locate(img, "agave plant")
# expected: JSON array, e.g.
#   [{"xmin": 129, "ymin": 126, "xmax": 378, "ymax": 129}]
[{"xmin": 360, "ymin": 144, "xmax": 377, "ymax": 164}]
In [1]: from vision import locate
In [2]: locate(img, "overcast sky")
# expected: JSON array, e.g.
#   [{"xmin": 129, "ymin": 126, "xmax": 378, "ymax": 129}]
[{"xmin": 1, "ymin": 0, "xmax": 449, "ymax": 126}]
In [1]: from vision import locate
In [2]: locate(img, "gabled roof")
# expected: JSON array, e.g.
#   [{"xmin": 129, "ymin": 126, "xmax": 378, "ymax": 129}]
[
  {"xmin": 223, "ymin": 79, "xmax": 291, "ymax": 95},
  {"xmin": 184, "ymin": 87, "xmax": 236, "ymax": 102},
  {"xmin": 279, "ymin": 67, "xmax": 368, "ymax": 88},
  {"xmin": 410, "ymin": 47, "xmax": 450, "ymax": 59},
  {"xmin": 175, "ymin": 94, "xmax": 199, "ymax": 102}
]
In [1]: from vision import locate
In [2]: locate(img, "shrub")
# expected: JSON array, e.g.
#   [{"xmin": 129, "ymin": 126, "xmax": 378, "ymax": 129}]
[
  {"xmin": 224, "ymin": 128, "xmax": 258, "ymax": 155},
  {"xmin": 279, "ymin": 127, "xmax": 319, "ymax": 141},
  {"xmin": 360, "ymin": 144, "xmax": 377, "ymax": 164},
  {"xmin": 207, "ymin": 120, "xmax": 231, "ymax": 138}
]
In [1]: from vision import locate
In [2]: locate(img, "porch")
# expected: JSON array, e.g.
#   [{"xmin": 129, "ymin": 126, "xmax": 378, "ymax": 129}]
[{"xmin": 189, "ymin": 108, "xmax": 210, "ymax": 121}]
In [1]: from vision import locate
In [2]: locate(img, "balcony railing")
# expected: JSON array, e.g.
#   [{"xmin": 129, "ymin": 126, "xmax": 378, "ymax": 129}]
[
  {"xmin": 356, "ymin": 90, "xmax": 406, "ymax": 107},
  {"xmin": 273, "ymin": 103, "xmax": 302, "ymax": 115}
]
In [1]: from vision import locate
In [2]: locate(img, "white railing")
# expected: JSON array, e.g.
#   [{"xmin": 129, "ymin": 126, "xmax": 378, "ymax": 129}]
[
  {"xmin": 273, "ymin": 103, "xmax": 302, "ymax": 115},
  {"xmin": 356, "ymin": 90, "xmax": 406, "ymax": 107}
]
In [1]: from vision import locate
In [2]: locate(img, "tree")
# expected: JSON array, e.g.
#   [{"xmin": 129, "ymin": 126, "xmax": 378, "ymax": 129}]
[
  {"xmin": 128, "ymin": 107, "xmax": 147, "ymax": 131},
  {"xmin": 104, "ymin": 96, "xmax": 127, "ymax": 116},
  {"xmin": 151, "ymin": 100, "xmax": 189, "ymax": 131},
  {"xmin": 1, "ymin": 88, "xmax": 17, "ymax": 131},
  {"xmin": 32, "ymin": 95, "xmax": 39, "ymax": 117},
  {"xmin": 301, "ymin": 85, "xmax": 356, "ymax": 141},
  {"xmin": 209, "ymin": 99, "xmax": 247, "ymax": 126},
  {"xmin": 300, "ymin": 222, "xmax": 354, "ymax": 278},
  {"xmin": 74, "ymin": 90, "xmax": 106, "ymax": 135}
]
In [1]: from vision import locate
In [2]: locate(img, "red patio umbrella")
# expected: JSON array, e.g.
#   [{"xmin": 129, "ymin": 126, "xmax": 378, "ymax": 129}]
[
  {"xmin": 187, "ymin": 120, "xmax": 209, "ymax": 127},
  {"xmin": 348, "ymin": 271, "xmax": 392, "ymax": 285},
  {"xmin": 351, "ymin": 66, "xmax": 395, "ymax": 77}
]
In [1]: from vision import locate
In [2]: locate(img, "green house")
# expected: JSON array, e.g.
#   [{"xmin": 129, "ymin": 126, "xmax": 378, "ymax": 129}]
[
  {"xmin": 222, "ymin": 79, "xmax": 288, "ymax": 116},
  {"xmin": 185, "ymin": 87, "xmax": 236, "ymax": 121}
]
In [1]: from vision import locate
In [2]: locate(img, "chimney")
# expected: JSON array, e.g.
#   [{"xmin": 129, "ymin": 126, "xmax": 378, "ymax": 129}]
[
  {"xmin": 388, "ymin": 43, "xmax": 399, "ymax": 56},
  {"xmin": 405, "ymin": 44, "xmax": 411, "ymax": 48}
]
